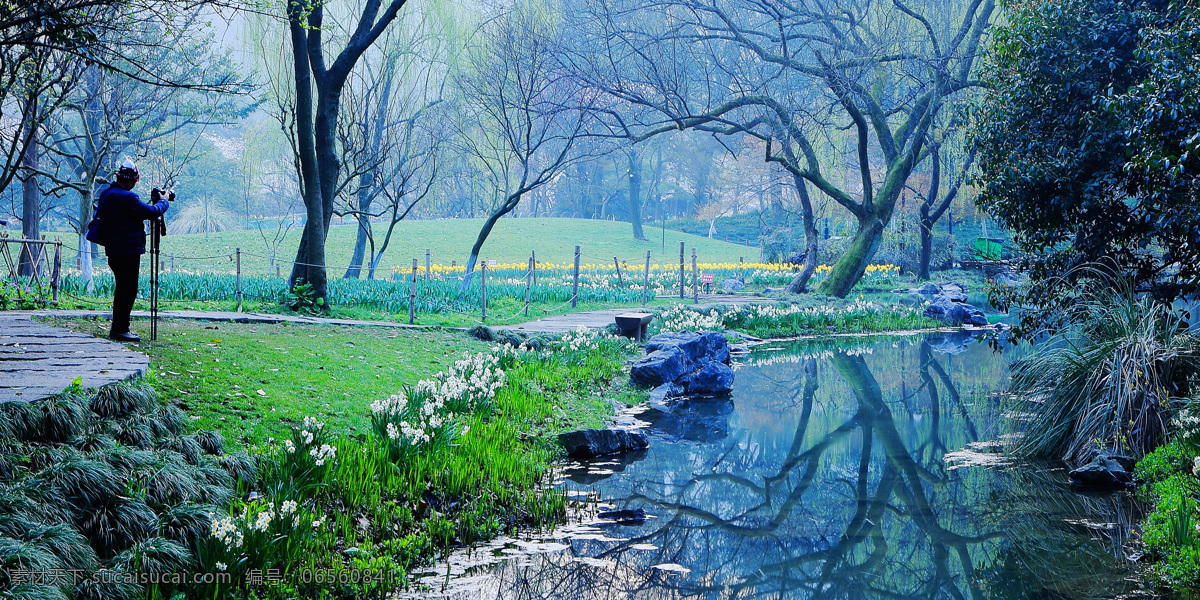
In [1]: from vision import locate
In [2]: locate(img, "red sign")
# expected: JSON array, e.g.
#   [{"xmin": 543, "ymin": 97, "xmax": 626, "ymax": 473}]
[{"xmin": 701, "ymin": 273, "xmax": 715, "ymax": 284}]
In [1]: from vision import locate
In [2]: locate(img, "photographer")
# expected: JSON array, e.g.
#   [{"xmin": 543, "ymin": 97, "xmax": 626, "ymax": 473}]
[{"xmin": 92, "ymin": 159, "xmax": 172, "ymax": 343}]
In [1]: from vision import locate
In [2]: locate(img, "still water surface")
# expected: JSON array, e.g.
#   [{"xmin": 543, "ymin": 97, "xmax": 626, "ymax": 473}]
[{"xmin": 413, "ymin": 332, "xmax": 1145, "ymax": 599}]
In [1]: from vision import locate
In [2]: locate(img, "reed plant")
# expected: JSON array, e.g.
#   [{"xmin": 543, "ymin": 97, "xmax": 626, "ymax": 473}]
[{"xmin": 1010, "ymin": 274, "xmax": 1200, "ymax": 462}]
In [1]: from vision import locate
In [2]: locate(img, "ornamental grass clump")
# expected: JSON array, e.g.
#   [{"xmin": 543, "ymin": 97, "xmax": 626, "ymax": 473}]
[
  {"xmin": 0, "ymin": 381, "xmax": 249, "ymax": 600},
  {"xmin": 1010, "ymin": 278, "xmax": 1200, "ymax": 463}
]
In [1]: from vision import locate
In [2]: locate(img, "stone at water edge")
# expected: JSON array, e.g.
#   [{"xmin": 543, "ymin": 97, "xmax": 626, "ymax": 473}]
[
  {"xmin": 632, "ymin": 331, "xmax": 735, "ymax": 396},
  {"xmin": 629, "ymin": 349, "xmax": 688, "ymax": 388},
  {"xmin": 680, "ymin": 361, "xmax": 735, "ymax": 395},
  {"xmin": 1069, "ymin": 452, "xmax": 1136, "ymax": 491},
  {"xmin": 558, "ymin": 428, "xmax": 650, "ymax": 459},
  {"xmin": 923, "ymin": 298, "xmax": 989, "ymax": 327},
  {"xmin": 597, "ymin": 508, "xmax": 648, "ymax": 524}
]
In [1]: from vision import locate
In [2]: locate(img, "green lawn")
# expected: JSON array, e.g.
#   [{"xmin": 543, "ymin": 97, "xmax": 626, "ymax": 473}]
[
  {"xmin": 46, "ymin": 217, "xmax": 759, "ymax": 275},
  {"xmin": 45, "ymin": 318, "xmax": 624, "ymax": 449}
]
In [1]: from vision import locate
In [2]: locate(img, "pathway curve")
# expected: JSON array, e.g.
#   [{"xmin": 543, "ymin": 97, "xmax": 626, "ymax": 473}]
[{"xmin": 0, "ymin": 314, "xmax": 149, "ymax": 402}]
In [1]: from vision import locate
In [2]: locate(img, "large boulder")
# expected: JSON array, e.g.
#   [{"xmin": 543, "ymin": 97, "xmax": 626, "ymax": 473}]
[
  {"xmin": 924, "ymin": 298, "xmax": 989, "ymax": 327},
  {"xmin": 632, "ymin": 331, "xmax": 734, "ymax": 396},
  {"xmin": 681, "ymin": 361, "xmax": 735, "ymax": 395},
  {"xmin": 558, "ymin": 428, "xmax": 650, "ymax": 459},
  {"xmin": 913, "ymin": 281, "xmax": 968, "ymax": 303},
  {"xmin": 630, "ymin": 349, "xmax": 688, "ymax": 388},
  {"xmin": 721, "ymin": 276, "xmax": 746, "ymax": 292}
]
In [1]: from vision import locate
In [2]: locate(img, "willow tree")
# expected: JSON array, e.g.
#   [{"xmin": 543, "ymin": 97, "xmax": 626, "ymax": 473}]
[
  {"xmin": 572, "ymin": 0, "xmax": 996, "ymax": 296},
  {"xmin": 456, "ymin": 4, "xmax": 595, "ymax": 286}
]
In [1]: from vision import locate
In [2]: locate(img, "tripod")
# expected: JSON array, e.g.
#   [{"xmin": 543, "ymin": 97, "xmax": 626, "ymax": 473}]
[{"xmin": 149, "ymin": 213, "xmax": 166, "ymax": 341}]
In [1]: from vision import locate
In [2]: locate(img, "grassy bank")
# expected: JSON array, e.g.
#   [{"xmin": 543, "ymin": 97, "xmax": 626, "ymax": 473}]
[
  {"xmin": 46, "ymin": 218, "xmax": 755, "ymax": 275},
  {"xmin": 14, "ymin": 321, "xmax": 641, "ymax": 599},
  {"xmin": 652, "ymin": 298, "xmax": 944, "ymax": 339}
]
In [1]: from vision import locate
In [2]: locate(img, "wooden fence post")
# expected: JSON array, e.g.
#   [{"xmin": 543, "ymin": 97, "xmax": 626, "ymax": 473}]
[
  {"xmin": 481, "ymin": 261, "xmax": 487, "ymax": 322},
  {"xmin": 531, "ymin": 249, "xmax": 537, "ymax": 288},
  {"xmin": 642, "ymin": 251, "xmax": 650, "ymax": 307},
  {"xmin": 235, "ymin": 248, "xmax": 243, "ymax": 312},
  {"xmin": 409, "ymin": 258, "xmax": 417, "ymax": 325},
  {"xmin": 425, "ymin": 249, "xmax": 430, "ymax": 281},
  {"xmin": 679, "ymin": 241, "xmax": 685, "ymax": 299},
  {"xmin": 51, "ymin": 240, "xmax": 61, "ymax": 304},
  {"xmin": 571, "ymin": 245, "xmax": 580, "ymax": 308},
  {"xmin": 614, "ymin": 256, "xmax": 623, "ymax": 287},
  {"xmin": 524, "ymin": 256, "xmax": 532, "ymax": 317},
  {"xmin": 692, "ymin": 247, "xmax": 698, "ymax": 304}
]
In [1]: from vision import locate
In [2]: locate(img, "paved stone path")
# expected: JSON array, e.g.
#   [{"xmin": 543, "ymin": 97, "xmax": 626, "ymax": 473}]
[{"xmin": 0, "ymin": 314, "xmax": 149, "ymax": 402}]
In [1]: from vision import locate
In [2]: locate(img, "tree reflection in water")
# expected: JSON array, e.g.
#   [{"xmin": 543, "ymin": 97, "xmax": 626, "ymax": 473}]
[{"xmin": 422, "ymin": 336, "xmax": 1143, "ymax": 600}]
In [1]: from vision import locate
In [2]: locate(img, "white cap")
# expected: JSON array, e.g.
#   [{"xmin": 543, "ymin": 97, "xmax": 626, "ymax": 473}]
[{"xmin": 120, "ymin": 158, "xmax": 137, "ymax": 171}]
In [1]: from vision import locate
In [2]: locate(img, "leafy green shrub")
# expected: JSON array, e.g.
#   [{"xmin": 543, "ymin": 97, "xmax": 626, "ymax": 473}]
[{"xmin": 1142, "ymin": 473, "xmax": 1200, "ymax": 586}]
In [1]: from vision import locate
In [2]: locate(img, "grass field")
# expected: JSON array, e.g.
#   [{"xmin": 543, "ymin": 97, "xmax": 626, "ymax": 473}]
[{"xmin": 43, "ymin": 217, "xmax": 760, "ymax": 276}]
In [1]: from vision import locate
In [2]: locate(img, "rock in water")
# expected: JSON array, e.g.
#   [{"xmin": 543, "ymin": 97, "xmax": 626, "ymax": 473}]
[
  {"xmin": 631, "ymin": 331, "xmax": 734, "ymax": 395},
  {"xmin": 923, "ymin": 298, "xmax": 989, "ymax": 327},
  {"xmin": 681, "ymin": 361, "xmax": 736, "ymax": 395},
  {"xmin": 597, "ymin": 508, "xmax": 648, "ymax": 524},
  {"xmin": 558, "ymin": 429, "xmax": 650, "ymax": 459},
  {"xmin": 1069, "ymin": 452, "xmax": 1135, "ymax": 491},
  {"xmin": 629, "ymin": 349, "xmax": 688, "ymax": 388}
]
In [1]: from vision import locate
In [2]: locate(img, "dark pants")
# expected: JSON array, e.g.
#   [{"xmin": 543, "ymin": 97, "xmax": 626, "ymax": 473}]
[{"xmin": 108, "ymin": 254, "xmax": 141, "ymax": 335}]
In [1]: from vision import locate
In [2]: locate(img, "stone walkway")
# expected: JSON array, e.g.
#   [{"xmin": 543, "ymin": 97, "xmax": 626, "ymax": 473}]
[{"xmin": 0, "ymin": 314, "xmax": 149, "ymax": 402}]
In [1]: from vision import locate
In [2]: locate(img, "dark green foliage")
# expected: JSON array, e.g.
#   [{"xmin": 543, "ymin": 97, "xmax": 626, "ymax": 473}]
[
  {"xmin": 974, "ymin": 0, "xmax": 1200, "ymax": 332},
  {"xmin": 0, "ymin": 383, "xmax": 244, "ymax": 599},
  {"xmin": 217, "ymin": 452, "xmax": 257, "ymax": 486},
  {"xmin": 89, "ymin": 383, "xmax": 157, "ymax": 420},
  {"xmin": 157, "ymin": 502, "xmax": 217, "ymax": 544},
  {"xmin": 111, "ymin": 537, "xmax": 194, "ymax": 576},
  {"xmin": 467, "ymin": 324, "xmax": 496, "ymax": 341},
  {"xmin": 1136, "ymin": 436, "xmax": 1200, "ymax": 588},
  {"xmin": 194, "ymin": 429, "xmax": 224, "ymax": 455}
]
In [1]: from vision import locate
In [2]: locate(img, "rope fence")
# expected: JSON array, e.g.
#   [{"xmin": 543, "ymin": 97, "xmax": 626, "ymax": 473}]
[{"xmin": 7, "ymin": 238, "xmax": 795, "ymax": 325}]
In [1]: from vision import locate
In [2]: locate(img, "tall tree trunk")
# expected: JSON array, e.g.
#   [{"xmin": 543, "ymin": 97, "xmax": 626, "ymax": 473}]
[
  {"xmin": 919, "ymin": 206, "xmax": 933, "ymax": 281},
  {"xmin": 78, "ymin": 186, "xmax": 94, "ymax": 292},
  {"xmin": 785, "ymin": 174, "xmax": 819, "ymax": 293},
  {"xmin": 461, "ymin": 195, "xmax": 520, "ymax": 289},
  {"xmin": 815, "ymin": 215, "xmax": 887, "ymax": 297},
  {"xmin": 18, "ymin": 126, "xmax": 40, "ymax": 277},
  {"xmin": 286, "ymin": 4, "xmax": 327, "ymax": 304},
  {"xmin": 627, "ymin": 148, "xmax": 645, "ymax": 240}
]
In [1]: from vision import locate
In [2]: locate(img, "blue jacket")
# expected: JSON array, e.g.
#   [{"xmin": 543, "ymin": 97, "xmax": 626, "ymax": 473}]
[{"xmin": 96, "ymin": 185, "xmax": 169, "ymax": 257}]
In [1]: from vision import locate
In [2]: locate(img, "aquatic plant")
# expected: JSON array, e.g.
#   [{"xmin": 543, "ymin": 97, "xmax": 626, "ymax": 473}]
[{"xmin": 1010, "ymin": 276, "xmax": 1200, "ymax": 462}]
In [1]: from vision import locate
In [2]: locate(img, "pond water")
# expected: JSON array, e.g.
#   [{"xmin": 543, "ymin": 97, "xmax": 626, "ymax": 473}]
[{"xmin": 409, "ymin": 332, "xmax": 1148, "ymax": 599}]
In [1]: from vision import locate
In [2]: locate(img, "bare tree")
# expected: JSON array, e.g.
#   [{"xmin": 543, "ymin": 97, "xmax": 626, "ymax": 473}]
[
  {"xmin": 282, "ymin": 0, "xmax": 417, "ymax": 306},
  {"xmin": 34, "ymin": 12, "xmax": 250, "ymax": 289},
  {"xmin": 455, "ymin": 4, "xmax": 597, "ymax": 287},
  {"xmin": 336, "ymin": 17, "xmax": 449, "ymax": 280},
  {"xmin": 572, "ymin": 0, "xmax": 995, "ymax": 296}
]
